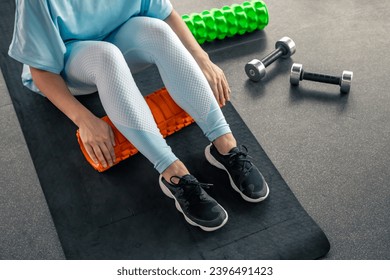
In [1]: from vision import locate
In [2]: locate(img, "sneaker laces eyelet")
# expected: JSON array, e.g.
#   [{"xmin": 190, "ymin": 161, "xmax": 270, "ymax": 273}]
[
  {"xmin": 171, "ymin": 176, "xmax": 213, "ymax": 204},
  {"xmin": 227, "ymin": 145, "xmax": 253, "ymax": 177}
]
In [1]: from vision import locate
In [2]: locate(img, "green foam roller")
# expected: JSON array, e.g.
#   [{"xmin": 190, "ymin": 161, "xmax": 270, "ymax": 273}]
[{"xmin": 182, "ymin": 0, "xmax": 269, "ymax": 44}]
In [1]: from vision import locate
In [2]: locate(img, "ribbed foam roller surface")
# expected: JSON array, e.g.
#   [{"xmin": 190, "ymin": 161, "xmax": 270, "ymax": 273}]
[
  {"xmin": 76, "ymin": 88, "xmax": 194, "ymax": 172},
  {"xmin": 182, "ymin": 0, "xmax": 269, "ymax": 44}
]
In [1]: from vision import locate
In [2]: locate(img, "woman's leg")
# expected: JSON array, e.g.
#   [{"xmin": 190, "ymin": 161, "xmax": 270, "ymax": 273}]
[
  {"xmin": 105, "ymin": 17, "xmax": 234, "ymax": 149},
  {"xmin": 63, "ymin": 40, "xmax": 182, "ymax": 175}
]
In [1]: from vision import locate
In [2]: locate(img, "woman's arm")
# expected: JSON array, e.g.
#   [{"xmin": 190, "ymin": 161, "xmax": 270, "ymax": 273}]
[
  {"xmin": 164, "ymin": 9, "xmax": 231, "ymax": 106},
  {"xmin": 30, "ymin": 67, "xmax": 116, "ymax": 168}
]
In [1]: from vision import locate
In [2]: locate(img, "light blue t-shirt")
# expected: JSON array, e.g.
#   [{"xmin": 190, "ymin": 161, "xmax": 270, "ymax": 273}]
[{"xmin": 8, "ymin": 0, "xmax": 173, "ymax": 92}]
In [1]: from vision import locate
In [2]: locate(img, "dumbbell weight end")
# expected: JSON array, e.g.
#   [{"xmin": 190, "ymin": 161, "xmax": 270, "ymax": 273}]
[
  {"xmin": 340, "ymin": 71, "xmax": 353, "ymax": 94},
  {"xmin": 245, "ymin": 59, "xmax": 266, "ymax": 82},
  {"xmin": 290, "ymin": 63, "xmax": 303, "ymax": 86},
  {"xmin": 276, "ymin": 37, "xmax": 296, "ymax": 58}
]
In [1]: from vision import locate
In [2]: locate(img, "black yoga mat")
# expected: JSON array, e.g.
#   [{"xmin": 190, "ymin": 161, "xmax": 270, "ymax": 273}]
[{"xmin": 0, "ymin": 0, "xmax": 330, "ymax": 259}]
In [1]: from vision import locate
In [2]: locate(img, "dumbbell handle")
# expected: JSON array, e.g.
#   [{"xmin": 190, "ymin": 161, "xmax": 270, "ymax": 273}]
[
  {"xmin": 301, "ymin": 71, "xmax": 341, "ymax": 85},
  {"xmin": 261, "ymin": 46, "xmax": 285, "ymax": 67}
]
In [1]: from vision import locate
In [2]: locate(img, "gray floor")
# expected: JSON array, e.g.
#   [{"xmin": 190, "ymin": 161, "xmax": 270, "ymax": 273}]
[
  {"xmin": 0, "ymin": 71, "xmax": 64, "ymax": 259},
  {"xmin": 1, "ymin": 0, "xmax": 389, "ymax": 259}
]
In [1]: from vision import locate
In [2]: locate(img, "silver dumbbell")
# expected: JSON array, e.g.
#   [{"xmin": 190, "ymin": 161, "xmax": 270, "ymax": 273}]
[
  {"xmin": 290, "ymin": 63, "xmax": 353, "ymax": 93},
  {"xmin": 245, "ymin": 37, "xmax": 296, "ymax": 82}
]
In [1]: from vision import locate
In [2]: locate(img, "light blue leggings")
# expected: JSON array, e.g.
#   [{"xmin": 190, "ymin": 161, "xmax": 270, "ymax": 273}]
[{"xmin": 63, "ymin": 16, "xmax": 231, "ymax": 173}]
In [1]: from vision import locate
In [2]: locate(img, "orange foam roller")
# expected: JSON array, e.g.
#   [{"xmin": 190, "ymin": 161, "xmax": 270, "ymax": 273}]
[{"xmin": 76, "ymin": 88, "xmax": 194, "ymax": 172}]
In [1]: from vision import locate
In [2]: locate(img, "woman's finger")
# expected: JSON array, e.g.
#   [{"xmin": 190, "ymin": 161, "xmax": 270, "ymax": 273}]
[
  {"xmin": 222, "ymin": 75, "xmax": 231, "ymax": 102},
  {"xmin": 101, "ymin": 142, "xmax": 114, "ymax": 167},
  {"xmin": 84, "ymin": 143, "xmax": 99, "ymax": 165},
  {"xmin": 104, "ymin": 141, "xmax": 116, "ymax": 166},
  {"xmin": 217, "ymin": 80, "xmax": 225, "ymax": 106},
  {"xmin": 92, "ymin": 145, "xmax": 108, "ymax": 168},
  {"xmin": 211, "ymin": 83, "xmax": 220, "ymax": 105},
  {"xmin": 109, "ymin": 127, "xmax": 116, "ymax": 147}
]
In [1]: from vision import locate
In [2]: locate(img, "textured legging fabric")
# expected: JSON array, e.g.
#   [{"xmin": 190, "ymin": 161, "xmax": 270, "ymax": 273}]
[{"xmin": 63, "ymin": 16, "xmax": 231, "ymax": 173}]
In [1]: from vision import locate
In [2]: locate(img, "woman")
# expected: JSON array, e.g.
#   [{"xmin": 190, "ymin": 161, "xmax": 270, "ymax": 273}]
[{"xmin": 9, "ymin": 0, "xmax": 269, "ymax": 231}]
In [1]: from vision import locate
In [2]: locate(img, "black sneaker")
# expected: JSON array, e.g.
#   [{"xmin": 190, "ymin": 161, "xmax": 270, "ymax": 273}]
[
  {"xmin": 159, "ymin": 174, "xmax": 228, "ymax": 231},
  {"xmin": 205, "ymin": 144, "xmax": 269, "ymax": 203}
]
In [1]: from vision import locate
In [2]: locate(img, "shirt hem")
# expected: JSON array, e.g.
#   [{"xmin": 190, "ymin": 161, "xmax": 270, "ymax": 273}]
[{"xmin": 8, "ymin": 50, "xmax": 62, "ymax": 74}]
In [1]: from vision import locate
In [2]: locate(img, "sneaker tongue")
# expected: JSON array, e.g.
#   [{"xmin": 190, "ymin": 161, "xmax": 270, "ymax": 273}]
[
  {"xmin": 180, "ymin": 174, "xmax": 197, "ymax": 184},
  {"xmin": 228, "ymin": 147, "xmax": 240, "ymax": 154},
  {"xmin": 179, "ymin": 175, "xmax": 202, "ymax": 197},
  {"xmin": 229, "ymin": 147, "xmax": 252, "ymax": 172}
]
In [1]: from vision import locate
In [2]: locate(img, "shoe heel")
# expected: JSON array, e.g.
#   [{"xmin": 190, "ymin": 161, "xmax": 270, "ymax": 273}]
[
  {"xmin": 205, "ymin": 144, "xmax": 225, "ymax": 170},
  {"xmin": 159, "ymin": 175, "xmax": 174, "ymax": 199}
]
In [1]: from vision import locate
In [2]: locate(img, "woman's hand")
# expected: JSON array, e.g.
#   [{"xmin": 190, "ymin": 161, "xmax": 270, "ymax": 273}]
[
  {"xmin": 78, "ymin": 115, "xmax": 116, "ymax": 168},
  {"xmin": 29, "ymin": 67, "xmax": 116, "ymax": 168},
  {"xmin": 196, "ymin": 55, "xmax": 231, "ymax": 106}
]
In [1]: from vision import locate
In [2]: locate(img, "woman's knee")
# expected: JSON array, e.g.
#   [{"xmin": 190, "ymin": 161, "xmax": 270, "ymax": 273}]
[
  {"xmin": 90, "ymin": 41, "xmax": 125, "ymax": 66},
  {"xmin": 146, "ymin": 17, "xmax": 174, "ymax": 38},
  {"xmin": 63, "ymin": 41, "xmax": 129, "ymax": 94},
  {"xmin": 132, "ymin": 17, "xmax": 178, "ymax": 48},
  {"xmin": 66, "ymin": 41, "xmax": 124, "ymax": 70}
]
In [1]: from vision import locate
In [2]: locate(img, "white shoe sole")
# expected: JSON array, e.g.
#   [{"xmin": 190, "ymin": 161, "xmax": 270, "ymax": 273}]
[
  {"xmin": 159, "ymin": 175, "xmax": 228, "ymax": 232},
  {"xmin": 205, "ymin": 143, "xmax": 269, "ymax": 203}
]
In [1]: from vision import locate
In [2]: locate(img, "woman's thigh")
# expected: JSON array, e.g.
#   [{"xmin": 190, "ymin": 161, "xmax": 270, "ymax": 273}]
[
  {"xmin": 62, "ymin": 40, "xmax": 114, "ymax": 95},
  {"xmin": 104, "ymin": 16, "xmax": 170, "ymax": 73}
]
